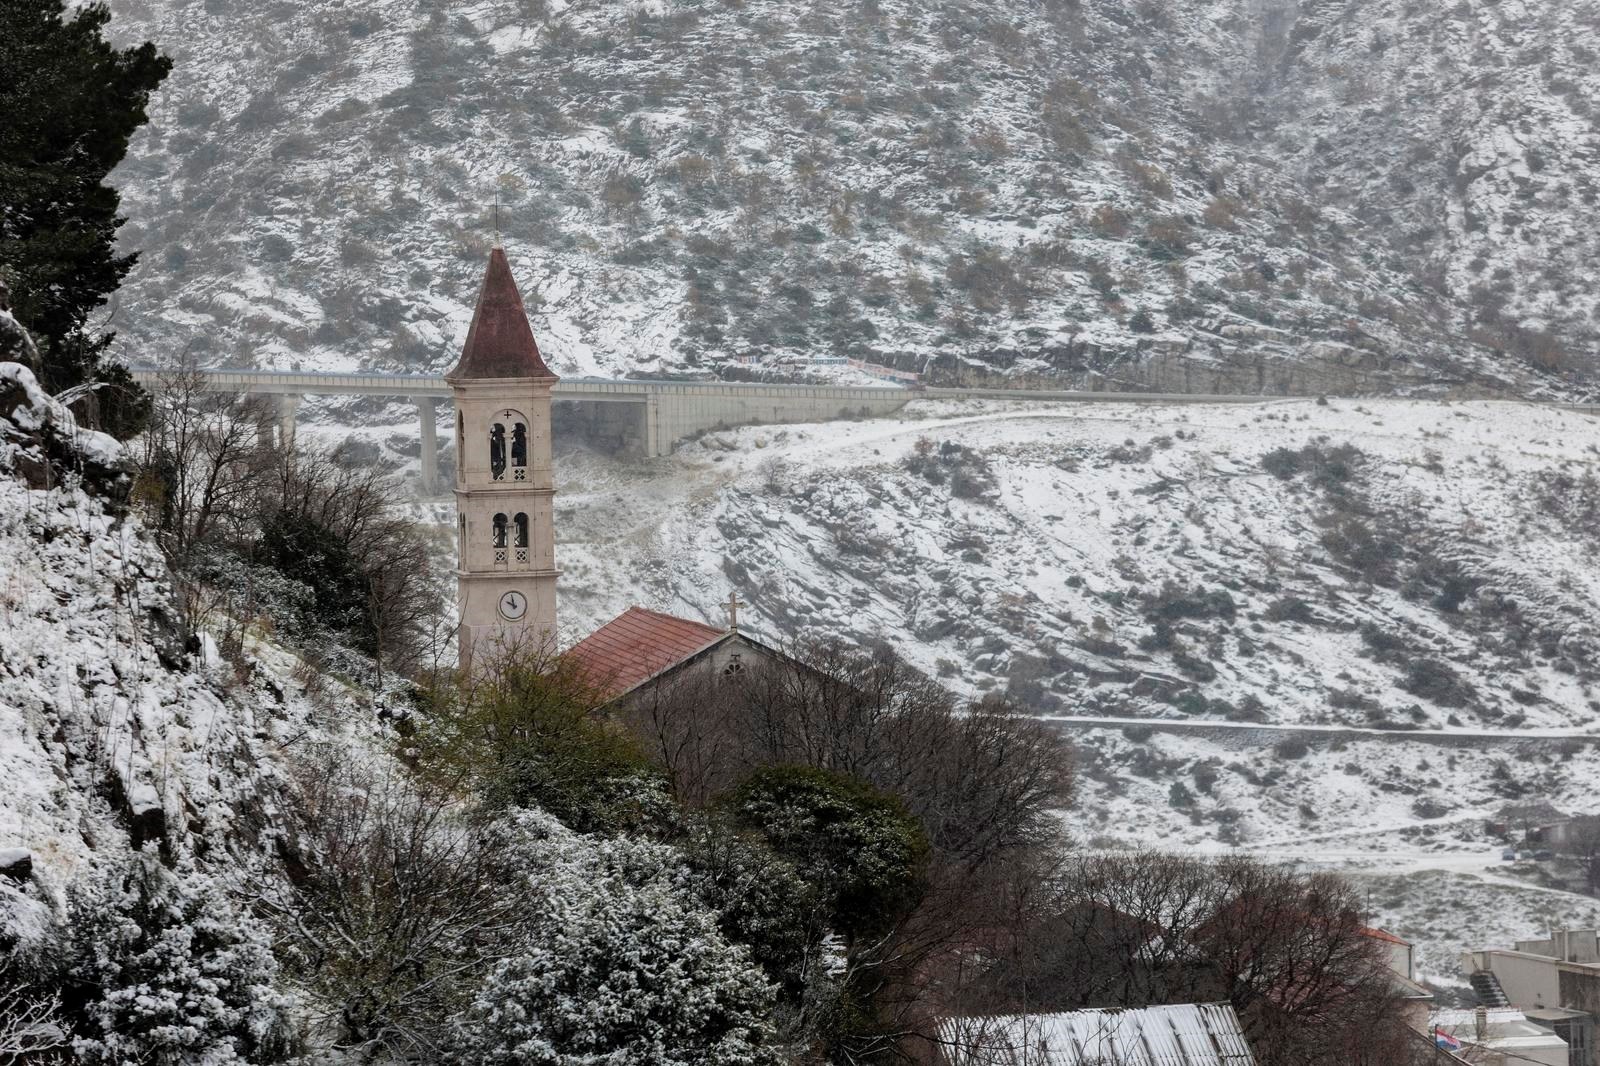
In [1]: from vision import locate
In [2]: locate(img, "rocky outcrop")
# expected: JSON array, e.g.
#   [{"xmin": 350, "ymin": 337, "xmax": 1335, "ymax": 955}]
[{"xmin": 0, "ymin": 324, "xmax": 131, "ymax": 505}]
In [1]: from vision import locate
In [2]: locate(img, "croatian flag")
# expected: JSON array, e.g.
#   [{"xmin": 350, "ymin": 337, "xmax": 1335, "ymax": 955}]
[{"xmin": 1434, "ymin": 1027, "xmax": 1462, "ymax": 1051}]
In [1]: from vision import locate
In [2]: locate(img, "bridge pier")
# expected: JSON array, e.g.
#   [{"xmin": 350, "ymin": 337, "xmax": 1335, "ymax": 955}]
[
  {"xmin": 417, "ymin": 398, "xmax": 439, "ymax": 494},
  {"xmin": 644, "ymin": 394, "xmax": 660, "ymax": 458},
  {"xmin": 277, "ymin": 394, "xmax": 301, "ymax": 450}
]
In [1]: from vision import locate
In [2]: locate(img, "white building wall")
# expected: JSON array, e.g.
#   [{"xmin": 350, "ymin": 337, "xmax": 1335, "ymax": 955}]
[
  {"xmin": 1384, "ymin": 940, "xmax": 1414, "ymax": 981},
  {"xmin": 1465, "ymin": 1040, "xmax": 1569, "ymax": 1066},
  {"xmin": 1479, "ymin": 951, "xmax": 1564, "ymax": 1010}
]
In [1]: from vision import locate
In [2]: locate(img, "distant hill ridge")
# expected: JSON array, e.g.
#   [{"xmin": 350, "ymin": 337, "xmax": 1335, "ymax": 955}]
[{"xmin": 104, "ymin": 0, "xmax": 1600, "ymax": 397}]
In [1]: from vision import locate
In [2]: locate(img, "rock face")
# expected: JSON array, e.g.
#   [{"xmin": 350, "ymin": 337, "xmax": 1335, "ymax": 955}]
[
  {"xmin": 104, "ymin": 0, "xmax": 1596, "ymax": 397},
  {"xmin": 0, "ymin": 334, "xmax": 131, "ymax": 503},
  {"xmin": 0, "ymin": 330, "xmax": 367, "ymax": 917},
  {"xmin": 0, "ymin": 848, "xmax": 33, "ymax": 882},
  {"xmin": 0, "ymin": 288, "xmax": 41, "ymax": 377}
]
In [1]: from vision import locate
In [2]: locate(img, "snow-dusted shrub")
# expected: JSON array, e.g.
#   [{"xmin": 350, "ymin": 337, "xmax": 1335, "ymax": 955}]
[
  {"xmin": 1, "ymin": 893, "xmax": 69, "ymax": 1064},
  {"xmin": 419, "ymin": 652, "xmax": 672, "ymax": 834},
  {"xmin": 264, "ymin": 753, "xmax": 519, "ymax": 1060},
  {"xmin": 1273, "ymin": 736, "xmax": 1310, "ymax": 760},
  {"xmin": 66, "ymin": 847, "xmax": 291, "ymax": 1065},
  {"xmin": 902, "ymin": 438, "xmax": 996, "ymax": 500},
  {"xmin": 1399, "ymin": 656, "xmax": 1476, "ymax": 709},
  {"xmin": 1260, "ymin": 440, "xmax": 1365, "ymax": 493},
  {"xmin": 449, "ymin": 812, "xmax": 780, "ymax": 1066},
  {"xmin": 1142, "ymin": 581, "xmax": 1237, "ymax": 622}
]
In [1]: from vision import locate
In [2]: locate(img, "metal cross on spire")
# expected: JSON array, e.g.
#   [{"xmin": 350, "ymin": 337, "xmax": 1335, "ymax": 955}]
[
  {"xmin": 492, "ymin": 189, "xmax": 501, "ymax": 246},
  {"xmin": 724, "ymin": 590, "xmax": 744, "ymax": 631}
]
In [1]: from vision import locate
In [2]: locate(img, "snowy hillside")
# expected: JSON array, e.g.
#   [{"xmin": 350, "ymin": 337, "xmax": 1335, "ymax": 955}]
[
  {"xmin": 321, "ymin": 394, "xmax": 1600, "ymax": 836},
  {"xmin": 0, "ymin": 352, "xmax": 381, "ymax": 935},
  {"xmin": 534, "ymin": 398, "xmax": 1600, "ymax": 730},
  {"xmin": 102, "ymin": 0, "xmax": 1595, "ymax": 395},
  {"xmin": 312, "ymin": 394, "xmax": 1600, "ymax": 977},
  {"xmin": 1260, "ymin": 0, "xmax": 1600, "ymax": 377},
  {"xmin": 554, "ymin": 395, "xmax": 1600, "ymax": 977},
  {"xmin": 0, "ymin": 353, "xmax": 788, "ymax": 1062}
]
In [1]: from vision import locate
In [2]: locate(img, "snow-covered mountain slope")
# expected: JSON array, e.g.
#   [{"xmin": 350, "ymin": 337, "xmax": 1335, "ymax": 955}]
[
  {"xmin": 1260, "ymin": 0, "xmax": 1600, "ymax": 376},
  {"xmin": 307, "ymin": 393, "xmax": 1600, "ymax": 980},
  {"xmin": 0, "ymin": 356, "xmax": 382, "ymax": 927},
  {"xmin": 0, "ymin": 355, "xmax": 782, "ymax": 1063},
  {"xmin": 548, "ymin": 398, "xmax": 1600, "ymax": 728},
  {"xmin": 341, "ymin": 396, "xmax": 1600, "ymax": 855},
  {"xmin": 102, "ymin": 0, "xmax": 1595, "ymax": 395}
]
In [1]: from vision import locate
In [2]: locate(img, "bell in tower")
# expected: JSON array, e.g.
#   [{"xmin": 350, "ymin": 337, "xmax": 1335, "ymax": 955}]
[{"xmin": 447, "ymin": 246, "xmax": 559, "ymax": 671}]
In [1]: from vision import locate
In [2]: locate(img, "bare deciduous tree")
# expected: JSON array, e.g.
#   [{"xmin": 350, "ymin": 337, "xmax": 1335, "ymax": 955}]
[
  {"xmin": 624, "ymin": 639, "xmax": 1074, "ymax": 870},
  {"xmin": 136, "ymin": 375, "xmax": 444, "ymax": 677},
  {"xmin": 134, "ymin": 368, "xmax": 274, "ymax": 569},
  {"xmin": 1562, "ymin": 815, "xmax": 1600, "ymax": 894},
  {"xmin": 257, "ymin": 751, "xmax": 519, "ymax": 1061},
  {"xmin": 0, "ymin": 981, "xmax": 67, "ymax": 1063},
  {"xmin": 943, "ymin": 851, "xmax": 1413, "ymax": 1066},
  {"xmin": 613, "ymin": 639, "xmax": 1075, "ymax": 1062}
]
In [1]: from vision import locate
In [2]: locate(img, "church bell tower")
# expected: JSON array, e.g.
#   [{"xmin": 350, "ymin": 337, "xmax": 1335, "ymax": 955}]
[{"xmin": 447, "ymin": 246, "xmax": 559, "ymax": 670}]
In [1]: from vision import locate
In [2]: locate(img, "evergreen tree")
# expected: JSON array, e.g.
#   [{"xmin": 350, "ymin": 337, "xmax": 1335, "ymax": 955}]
[
  {"xmin": 65, "ymin": 848, "xmax": 291, "ymax": 1065},
  {"xmin": 0, "ymin": 1, "xmax": 170, "ymax": 436},
  {"xmin": 729, "ymin": 766, "xmax": 928, "ymax": 943}
]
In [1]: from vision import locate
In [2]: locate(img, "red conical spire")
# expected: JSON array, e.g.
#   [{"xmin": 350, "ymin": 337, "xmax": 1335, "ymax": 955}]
[{"xmin": 446, "ymin": 247, "xmax": 556, "ymax": 381}]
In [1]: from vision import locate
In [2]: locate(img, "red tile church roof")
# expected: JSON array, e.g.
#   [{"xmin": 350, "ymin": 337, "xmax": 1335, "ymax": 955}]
[
  {"xmin": 446, "ymin": 246, "xmax": 556, "ymax": 381},
  {"xmin": 565, "ymin": 606, "xmax": 728, "ymax": 698}
]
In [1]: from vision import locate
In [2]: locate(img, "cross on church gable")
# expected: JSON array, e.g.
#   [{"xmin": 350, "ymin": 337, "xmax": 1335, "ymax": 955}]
[{"xmin": 724, "ymin": 590, "xmax": 744, "ymax": 631}]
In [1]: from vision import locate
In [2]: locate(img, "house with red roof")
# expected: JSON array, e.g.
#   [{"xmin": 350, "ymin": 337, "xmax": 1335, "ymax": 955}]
[{"xmin": 1362, "ymin": 926, "xmax": 1435, "ymax": 1032}]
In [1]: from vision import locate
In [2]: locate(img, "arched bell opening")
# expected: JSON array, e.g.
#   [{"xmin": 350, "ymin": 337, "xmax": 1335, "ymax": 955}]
[
  {"xmin": 511, "ymin": 423, "xmax": 528, "ymax": 479},
  {"xmin": 492, "ymin": 512, "xmax": 509, "ymax": 566},
  {"xmin": 489, "ymin": 423, "xmax": 507, "ymax": 480}
]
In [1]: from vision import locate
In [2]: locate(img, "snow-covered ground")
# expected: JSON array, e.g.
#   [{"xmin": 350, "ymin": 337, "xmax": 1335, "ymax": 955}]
[
  {"xmin": 299, "ymin": 393, "xmax": 1600, "ymax": 982},
  {"xmin": 0, "ymin": 362, "xmax": 389, "ymax": 942}
]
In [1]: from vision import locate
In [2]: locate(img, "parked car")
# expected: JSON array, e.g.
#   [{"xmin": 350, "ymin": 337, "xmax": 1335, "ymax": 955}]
[
  {"xmin": 1535, "ymin": 849, "xmax": 1554, "ymax": 861},
  {"xmin": 1502, "ymin": 848, "xmax": 1517, "ymax": 861}
]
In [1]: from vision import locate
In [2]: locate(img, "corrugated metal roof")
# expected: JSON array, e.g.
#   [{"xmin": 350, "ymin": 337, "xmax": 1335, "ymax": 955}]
[
  {"xmin": 940, "ymin": 1003, "xmax": 1255, "ymax": 1066},
  {"xmin": 563, "ymin": 606, "xmax": 728, "ymax": 699}
]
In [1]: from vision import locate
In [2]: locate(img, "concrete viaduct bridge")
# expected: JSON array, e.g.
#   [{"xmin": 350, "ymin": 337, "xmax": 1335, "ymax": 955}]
[
  {"xmin": 129, "ymin": 369, "xmax": 918, "ymax": 493},
  {"xmin": 132, "ymin": 368, "xmax": 1600, "ymax": 494}
]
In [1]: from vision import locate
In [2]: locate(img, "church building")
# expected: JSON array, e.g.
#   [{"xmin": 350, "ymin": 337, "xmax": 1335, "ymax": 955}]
[{"xmin": 449, "ymin": 247, "xmax": 779, "ymax": 686}]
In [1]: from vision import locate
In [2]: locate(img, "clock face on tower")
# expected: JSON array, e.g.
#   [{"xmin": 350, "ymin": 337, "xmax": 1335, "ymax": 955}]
[{"xmin": 499, "ymin": 590, "xmax": 528, "ymax": 621}]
